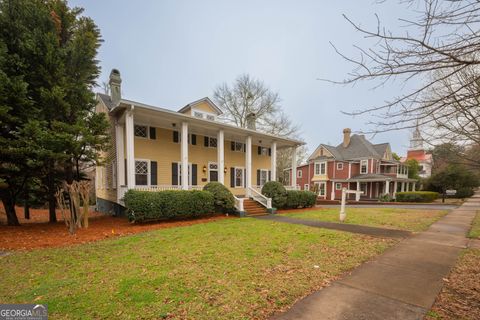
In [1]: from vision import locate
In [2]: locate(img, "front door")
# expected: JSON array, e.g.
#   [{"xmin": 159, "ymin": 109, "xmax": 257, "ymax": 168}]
[
  {"xmin": 209, "ymin": 162, "xmax": 218, "ymax": 182},
  {"xmin": 315, "ymin": 182, "xmax": 327, "ymax": 198}
]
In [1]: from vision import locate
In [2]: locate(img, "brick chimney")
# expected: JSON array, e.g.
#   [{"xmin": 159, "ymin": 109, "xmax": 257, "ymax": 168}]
[
  {"xmin": 246, "ymin": 112, "xmax": 256, "ymax": 130},
  {"xmin": 343, "ymin": 128, "xmax": 351, "ymax": 148},
  {"xmin": 109, "ymin": 69, "xmax": 122, "ymax": 106}
]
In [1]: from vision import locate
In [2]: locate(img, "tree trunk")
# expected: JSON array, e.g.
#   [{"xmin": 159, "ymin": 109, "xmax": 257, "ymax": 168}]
[
  {"xmin": 24, "ymin": 186, "xmax": 30, "ymax": 219},
  {"xmin": 47, "ymin": 162, "xmax": 57, "ymax": 223},
  {"xmin": 1, "ymin": 192, "xmax": 20, "ymax": 226}
]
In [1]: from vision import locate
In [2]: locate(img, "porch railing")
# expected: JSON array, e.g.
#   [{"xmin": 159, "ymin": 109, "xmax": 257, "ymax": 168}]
[
  {"xmin": 248, "ymin": 187, "xmax": 272, "ymax": 209},
  {"xmin": 285, "ymin": 185, "xmax": 300, "ymax": 191}
]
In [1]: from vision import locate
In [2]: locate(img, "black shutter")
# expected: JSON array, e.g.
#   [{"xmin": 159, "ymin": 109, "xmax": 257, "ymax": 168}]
[
  {"xmin": 204, "ymin": 136, "xmax": 209, "ymax": 147},
  {"xmin": 257, "ymin": 169, "xmax": 260, "ymax": 185},
  {"xmin": 258, "ymin": 146, "xmax": 261, "ymax": 155},
  {"xmin": 173, "ymin": 131, "xmax": 179, "ymax": 143},
  {"xmin": 268, "ymin": 148, "xmax": 271, "ymax": 156},
  {"xmin": 124, "ymin": 159, "xmax": 127, "ymax": 185},
  {"xmin": 244, "ymin": 169, "xmax": 246, "ymax": 188},
  {"xmin": 243, "ymin": 143, "xmax": 246, "ymax": 152},
  {"xmin": 230, "ymin": 168, "xmax": 235, "ymax": 187},
  {"xmin": 172, "ymin": 163, "xmax": 178, "ymax": 185},
  {"xmin": 150, "ymin": 161, "xmax": 157, "ymax": 185},
  {"xmin": 149, "ymin": 127, "xmax": 156, "ymax": 139},
  {"xmin": 192, "ymin": 164, "xmax": 197, "ymax": 185},
  {"xmin": 191, "ymin": 134, "xmax": 197, "ymax": 145},
  {"xmin": 231, "ymin": 141, "xmax": 235, "ymax": 151},
  {"xmin": 268, "ymin": 170, "xmax": 271, "ymax": 181}
]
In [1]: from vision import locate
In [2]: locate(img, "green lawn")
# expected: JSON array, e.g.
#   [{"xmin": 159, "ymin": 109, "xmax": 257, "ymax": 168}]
[
  {"xmin": 0, "ymin": 218, "xmax": 394, "ymax": 319},
  {"xmin": 282, "ymin": 208, "xmax": 448, "ymax": 232},
  {"xmin": 469, "ymin": 211, "xmax": 480, "ymax": 239}
]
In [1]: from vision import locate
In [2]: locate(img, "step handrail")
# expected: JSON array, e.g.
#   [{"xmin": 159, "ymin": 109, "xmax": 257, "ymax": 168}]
[
  {"xmin": 248, "ymin": 187, "xmax": 272, "ymax": 209},
  {"xmin": 233, "ymin": 195, "xmax": 244, "ymax": 212}
]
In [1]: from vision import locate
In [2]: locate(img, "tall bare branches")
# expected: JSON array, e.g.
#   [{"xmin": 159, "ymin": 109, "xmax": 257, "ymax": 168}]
[{"xmin": 333, "ymin": 0, "xmax": 480, "ymax": 149}]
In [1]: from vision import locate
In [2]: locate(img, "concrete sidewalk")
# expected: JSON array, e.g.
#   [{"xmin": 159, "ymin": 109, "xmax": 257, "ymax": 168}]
[
  {"xmin": 255, "ymin": 215, "xmax": 412, "ymax": 239},
  {"xmin": 272, "ymin": 194, "xmax": 479, "ymax": 320}
]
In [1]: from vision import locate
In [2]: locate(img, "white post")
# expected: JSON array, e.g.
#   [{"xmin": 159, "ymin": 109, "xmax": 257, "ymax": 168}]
[
  {"xmin": 180, "ymin": 122, "xmax": 189, "ymax": 190},
  {"xmin": 331, "ymin": 181, "xmax": 335, "ymax": 200},
  {"xmin": 291, "ymin": 146, "xmax": 297, "ymax": 187},
  {"xmin": 125, "ymin": 107, "xmax": 135, "ymax": 190},
  {"xmin": 393, "ymin": 181, "xmax": 398, "ymax": 199},
  {"xmin": 115, "ymin": 123, "xmax": 125, "ymax": 187},
  {"xmin": 271, "ymin": 141, "xmax": 277, "ymax": 181},
  {"xmin": 245, "ymin": 136, "xmax": 252, "ymax": 196},
  {"xmin": 406, "ymin": 182, "xmax": 410, "ymax": 192},
  {"xmin": 401, "ymin": 182, "xmax": 405, "ymax": 192},
  {"xmin": 356, "ymin": 181, "xmax": 360, "ymax": 201},
  {"xmin": 412, "ymin": 182, "xmax": 416, "ymax": 191},
  {"xmin": 385, "ymin": 180, "xmax": 390, "ymax": 195},
  {"xmin": 217, "ymin": 130, "xmax": 225, "ymax": 185},
  {"xmin": 340, "ymin": 188, "xmax": 347, "ymax": 222}
]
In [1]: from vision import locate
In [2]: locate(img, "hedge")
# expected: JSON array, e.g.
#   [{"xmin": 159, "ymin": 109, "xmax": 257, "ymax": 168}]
[
  {"xmin": 261, "ymin": 181, "xmax": 287, "ymax": 209},
  {"xmin": 396, "ymin": 191, "xmax": 439, "ymax": 203},
  {"xmin": 203, "ymin": 182, "xmax": 235, "ymax": 213},
  {"xmin": 124, "ymin": 190, "xmax": 215, "ymax": 222},
  {"xmin": 284, "ymin": 190, "xmax": 317, "ymax": 209}
]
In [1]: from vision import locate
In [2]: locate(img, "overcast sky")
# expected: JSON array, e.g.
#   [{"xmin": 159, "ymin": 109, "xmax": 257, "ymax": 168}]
[{"xmin": 72, "ymin": 0, "xmax": 420, "ymax": 156}]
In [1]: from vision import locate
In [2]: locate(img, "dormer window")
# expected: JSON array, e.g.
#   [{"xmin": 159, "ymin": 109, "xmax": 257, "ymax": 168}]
[{"xmin": 194, "ymin": 111, "xmax": 204, "ymax": 118}]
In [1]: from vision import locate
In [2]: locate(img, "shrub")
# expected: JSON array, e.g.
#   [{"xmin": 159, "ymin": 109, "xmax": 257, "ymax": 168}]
[
  {"xmin": 452, "ymin": 187, "xmax": 474, "ymax": 198},
  {"xmin": 285, "ymin": 190, "xmax": 317, "ymax": 209},
  {"xmin": 203, "ymin": 182, "xmax": 235, "ymax": 213},
  {"xmin": 396, "ymin": 191, "xmax": 439, "ymax": 203},
  {"xmin": 124, "ymin": 190, "xmax": 215, "ymax": 222},
  {"xmin": 261, "ymin": 181, "xmax": 287, "ymax": 209},
  {"xmin": 378, "ymin": 193, "xmax": 393, "ymax": 202}
]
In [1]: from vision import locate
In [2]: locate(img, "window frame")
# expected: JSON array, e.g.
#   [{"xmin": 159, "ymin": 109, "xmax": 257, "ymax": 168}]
[
  {"xmin": 304, "ymin": 184, "xmax": 309, "ymax": 191},
  {"xmin": 233, "ymin": 141, "xmax": 245, "ymax": 152},
  {"xmin": 176, "ymin": 162, "xmax": 193, "ymax": 186},
  {"xmin": 297, "ymin": 169, "xmax": 302, "ymax": 178},
  {"xmin": 134, "ymin": 159, "xmax": 150, "ymax": 186},
  {"xmin": 360, "ymin": 159, "xmax": 368, "ymax": 174},
  {"xmin": 335, "ymin": 182, "xmax": 342, "ymax": 190},
  {"xmin": 314, "ymin": 161, "xmax": 326, "ymax": 175},
  {"xmin": 234, "ymin": 167, "xmax": 245, "ymax": 188},
  {"xmin": 134, "ymin": 124, "xmax": 149, "ymax": 139},
  {"xmin": 205, "ymin": 136, "xmax": 218, "ymax": 148},
  {"xmin": 336, "ymin": 162, "xmax": 344, "ymax": 170},
  {"xmin": 259, "ymin": 169, "xmax": 269, "ymax": 186}
]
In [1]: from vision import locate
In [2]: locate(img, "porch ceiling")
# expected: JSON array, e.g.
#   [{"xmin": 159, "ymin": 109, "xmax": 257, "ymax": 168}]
[{"xmin": 115, "ymin": 101, "xmax": 303, "ymax": 149}]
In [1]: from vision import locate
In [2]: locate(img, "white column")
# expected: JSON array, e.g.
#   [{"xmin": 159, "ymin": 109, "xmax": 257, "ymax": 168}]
[
  {"xmin": 271, "ymin": 142, "xmax": 277, "ymax": 181},
  {"xmin": 291, "ymin": 146, "xmax": 297, "ymax": 187},
  {"xmin": 393, "ymin": 181, "xmax": 398, "ymax": 199},
  {"xmin": 125, "ymin": 107, "xmax": 135, "ymax": 189},
  {"xmin": 181, "ymin": 122, "xmax": 189, "ymax": 190},
  {"xmin": 385, "ymin": 180, "xmax": 390, "ymax": 195},
  {"xmin": 331, "ymin": 181, "xmax": 335, "ymax": 200},
  {"xmin": 356, "ymin": 181, "xmax": 361, "ymax": 201},
  {"xmin": 115, "ymin": 123, "xmax": 125, "ymax": 187},
  {"xmin": 406, "ymin": 182, "xmax": 410, "ymax": 192},
  {"xmin": 217, "ymin": 130, "xmax": 225, "ymax": 185},
  {"xmin": 412, "ymin": 182, "xmax": 416, "ymax": 191},
  {"xmin": 245, "ymin": 136, "xmax": 252, "ymax": 195}
]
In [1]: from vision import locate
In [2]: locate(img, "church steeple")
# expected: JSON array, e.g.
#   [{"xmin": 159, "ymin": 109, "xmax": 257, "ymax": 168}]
[{"xmin": 409, "ymin": 120, "xmax": 424, "ymax": 150}]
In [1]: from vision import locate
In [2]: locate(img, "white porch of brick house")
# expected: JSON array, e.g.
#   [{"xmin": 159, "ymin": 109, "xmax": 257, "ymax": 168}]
[{"xmin": 113, "ymin": 102, "xmax": 302, "ymax": 203}]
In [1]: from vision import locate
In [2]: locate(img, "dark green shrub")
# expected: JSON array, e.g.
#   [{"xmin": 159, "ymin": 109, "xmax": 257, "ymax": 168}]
[
  {"xmin": 396, "ymin": 191, "xmax": 439, "ymax": 203},
  {"xmin": 378, "ymin": 194, "xmax": 393, "ymax": 202},
  {"xmin": 261, "ymin": 181, "xmax": 287, "ymax": 209},
  {"xmin": 124, "ymin": 190, "xmax": 215, "ymax": 222},
  {"xmin": 203, "ymin": 182, "xmax": 235, "ymax": 213},
  {"xmin": 453, "ymin": 187, "xmax": 474, "ymax": 198},
  {"xmin": 285, "ymin": 190, "xmax": 317, "ymax": 209}
]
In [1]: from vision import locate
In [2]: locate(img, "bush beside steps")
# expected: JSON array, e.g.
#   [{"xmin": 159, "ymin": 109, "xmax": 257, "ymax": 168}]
[{"xmin": 261, "ymin": 181, "xmax": 317, "ymax": 210}]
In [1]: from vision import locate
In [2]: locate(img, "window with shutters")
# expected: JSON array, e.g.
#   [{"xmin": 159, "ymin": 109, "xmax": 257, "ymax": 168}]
[
  {"xmin": 234, "ymin": 167, "xmax": 244, "ymax": 187},
  {"xmin": 232, "ymin": 141, "xmax": 245, "ymax": 152},
  {"xmin": 135, "ymin": 160, "xmax": 149, "ymax": 185},
  {"xmin": 259, "ymin": 146, "xmax": 269, "ymax": 156},
  {"xmin": 205, "ymin": 136, "xmax": 217, "ymax": 148},
  {"xmin": 177, "ymin": 163, "xmax": 193, "ymax": 185},
  {"xmin": 259, "ymin": 169, "xmax": 268, "ymax": 186},
  {"xmin": 134, "ymin": 125, "xmax": 148, "ymax": 138}
]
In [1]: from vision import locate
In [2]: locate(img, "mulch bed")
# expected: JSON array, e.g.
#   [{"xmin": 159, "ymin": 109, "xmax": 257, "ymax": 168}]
[
  {"xmin": 427, "ymin": 249, "xmax": 480, "ymax": 320},
  {"xmin": 0, "ymin": 207, "xmax": 230, "ymax": 251}
]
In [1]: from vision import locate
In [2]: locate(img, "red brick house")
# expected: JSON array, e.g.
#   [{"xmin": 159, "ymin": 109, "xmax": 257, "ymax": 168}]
[{"xmin": 285, "ymin": 129, "xmax": 417, "ymax": 200}]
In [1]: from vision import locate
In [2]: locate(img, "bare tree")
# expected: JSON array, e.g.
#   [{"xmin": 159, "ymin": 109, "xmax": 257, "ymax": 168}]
[
  {"xmin": 213, "ymin": 74, "xmax": 306, "ymax": 176},
  {"xmin": 331, "ymin": 0, "xmax": 480, "ymax": 159}
]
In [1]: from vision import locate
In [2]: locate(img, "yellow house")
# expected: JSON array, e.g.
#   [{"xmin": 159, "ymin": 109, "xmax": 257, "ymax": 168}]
[{"xmin": 95, "ymin": 69, "xmax": 303, "ymax": 215}]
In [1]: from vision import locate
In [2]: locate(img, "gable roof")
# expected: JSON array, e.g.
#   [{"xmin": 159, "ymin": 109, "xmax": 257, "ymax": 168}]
[
  {"xmin": 97, "ymin": 93, "xmax": 116, "ymax": 110},
  {"xmin": 309, "ymin": 134, "xmax": 395, "ymax": 161},
  {"xmin": 177, "ymin": 97, "xmax": 223, "ymax": 115}
]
